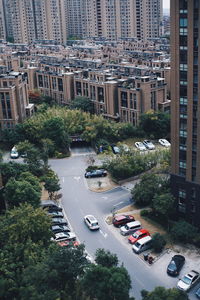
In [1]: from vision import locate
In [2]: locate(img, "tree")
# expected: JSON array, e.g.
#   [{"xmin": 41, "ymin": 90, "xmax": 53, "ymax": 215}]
[
  {"xmin": 0, "ymin": 162, "xmax": 29, "ymax": 185},
  {"xmin": 19, "ymin": 172, "xmax": 41, "ymax": 193},
  {"xmin": 171, "ymin": 221, "xmax": 198, "ymax": 243},
  {"xmin": 141, "ymin": 286, "xmax": 189, "ymax": 300},
  {"xmin": 81, "ymin": 264, "xmax": 131, "ymax": 300},
  {"xmin": 4, "ymin": 177, "xmax": 41, "ymax": 208},
  {"xmin": 131, "ymin": 174, "xmax": 161, "ymax": 206},
  {"xmin": 0, "ymin": 204, "xmax": 52, "ymax": 300},
  {"xmin": 152, "ymin": 193, "xmax": 174, "ymax": 219},
  {"xmin": 42, "ymin": 117, "xmax": 70, "ymax": 152},
  {"xmin": 95, "ymin": 249, "xmax": 118, "ymax": 268},
  {"xmin": 43, "ymin": 171, "xmax": 61, "ymax": 200},
  {"xmin": 16, "ymin": 140, "xmax": 44, "ymax": 175},
  {"xmin": 151, "ymin": 233, "xmax": 166, "ymax": 253},
  {"xmin": 139, "ymin": 111, "xmax": 170, "ymax": 139},
  {"xmin": 70, "ymin": 96, "xmax": 94, "ymax": 113},
  {"xmin": 21, "ymin": 244, "xmax": 89, "ymax": 300}
]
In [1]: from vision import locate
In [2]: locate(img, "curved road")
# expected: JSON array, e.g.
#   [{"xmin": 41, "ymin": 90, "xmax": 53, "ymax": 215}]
[{"xmin": 50, "ymin": 154, "xmax": 189, "ymax": 299}]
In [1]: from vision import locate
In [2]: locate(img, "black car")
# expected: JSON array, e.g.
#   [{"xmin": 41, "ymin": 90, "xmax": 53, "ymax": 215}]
[
  {"xmin": 167, "ymin": 255, "xmax": 185, "ymax": 276},
  {"xmin": 85, "ymin": 169, "xmax": 107, "ymax": 178},
  {"xmin": 41, "ymin": 200, "xmax": 62, "ymax": 212},
  {"xmin": 51, "ymin": 225, "xmax": 71, "ymax": 233},
  {"xmin": 48, "ymin": 211, "xmax": 64, "ymax": 218},
  {"xmin": 51, "ymin": 218, "xmax": 68, "ymax": 226}
]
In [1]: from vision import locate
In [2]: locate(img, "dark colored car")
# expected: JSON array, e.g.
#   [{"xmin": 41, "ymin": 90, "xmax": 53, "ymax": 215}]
[
  {"xmin": 48, "ymin": 211, "xmax": 64, "ymax": 218},
  {"xmin": 51, "ymin": 217, "xmax": 68, "ymax": 226},
  {"xmin": 51, "ymin": 225, "xmax": 71, "ymax": 233},
  {"xmin": 112, "ymin": 215, "xmax": 135, "ymax": 228},
  {"xmin": 41, "ymin": 200, "xmax": 62, "ymax": 212},
  {"xmin": 167, "ymin": 255, "xmax": 185, "ymax": 276},
  {"xmin": 85, "ymin": 169, "xmax": 107, "ymax": 178}
]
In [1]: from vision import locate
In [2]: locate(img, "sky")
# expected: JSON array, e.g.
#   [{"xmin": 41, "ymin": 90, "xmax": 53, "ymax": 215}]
[{"xmin": 163, "ymin": 0, "xmax": 170, "ymax": 9}]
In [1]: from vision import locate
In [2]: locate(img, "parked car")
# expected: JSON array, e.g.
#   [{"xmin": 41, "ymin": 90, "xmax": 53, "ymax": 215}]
[
  {"xmin": 128, "ymin": 229, "xmax": 150, "ymax": 245},
  {"xmin": 143, "ymin": 140, "xmax": 155, "ymax": 150},
  {"xmin": 41, "ymin": 200, "xmax": 62, "ymax": 212},
  {"xmin": 51, "ymin": 232, "xmax": 76, "ymax": 242},
  {"xmin": 112, "ymin": 215, "xmax": 135, "ymax": 228},
  {"xmin": 84, "ymin": 215, "xmax": 99, "ymax": 230},
  {"xmin": 135, "ymin": 142, "xmax": 147, "ymax": 151},
  {"xmin": 120, "ymin": 144, "xmax": 130, "ymax": 152},
  {"xmin": 85, "ymin": 169, "xmax": 107, "ymax": 178},
  {"xmin": 132, "ymin": 236, "xmax": 152, "ymax": 254},
  {"xmin": 120, "ymin": 221, "xmax": 141, "ymax": 236},
  {"xmin": 158, "ymin": 139, "xmax": 171, "ymax": 147},
  {"xmin": 195, "ymin": 286, "xmax": 200, "ymax": 298},
  {"xmin": 48, "ymin": 211, "xmax": 64, "ymax": 218},
  {"xmin": 10, "ymin": 146, "xmax": 19, "ymax": 159},
  {"xmin": 51, "ymin": 225, "xmax": 71, "ymax": 233},
  {"xmin": 51, "ymin": 217, "xmax": 68, "ymax": 226},
  {"xmin": 167, "ymin": 255, "xmax": 185, "ymax": 276},
  {"xmin": 111, "ymin": 145, "xmax": 120, "ymax": 154},
  {"xmin": 177, "ymin": 270, "xmax": 200, "ymax": 291},
  {"xmin": 58, "ymin": 240, "xmax": 79, "ymax": 247}
]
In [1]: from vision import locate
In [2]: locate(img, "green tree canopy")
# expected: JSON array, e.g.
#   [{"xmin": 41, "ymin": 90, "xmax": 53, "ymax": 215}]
[
  {"xmin": 139, "ymin": 111, "xmax": 170, "ymax": 139},
  {"xmin": 95, "ymin": 249, "xmax": 118, "ymax": 268},
  {"xmin": 70, "ymin": 96, "xmax": 94, "ymax": 113},
  {"xmin": 152, "ymin": 193, "xmax": 174, "ymax": 218},
  {"xmin": 4, "ymin": 177, "xmax": 41, "ymax": 208},
  {"xmin": 43, "ymin": 171, "xmax": 60, "ymax": 200},
  {"xmin": 171, "ymin": 220, "xmax": 198, "ymax": 243},
  {"xmin": 141, "ymin": 286, "xmax": 189, "ymax": 300}
]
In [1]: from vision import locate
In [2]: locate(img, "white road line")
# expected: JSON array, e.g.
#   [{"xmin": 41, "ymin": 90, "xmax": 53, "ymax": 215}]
[
  {"xmin": 99, "ymin": 230, "xmax": 108, "ymax": 238},
  {"xmin": 102, "ymin": 196, "xmax": 108, "ymax": 200},
  {"xmin": 73, "ymin": 176, "xmax": 81, "ymax": 181},
  {"xmin": 62, "ymin": 177, "xmax": 65, "ymax": 183}
]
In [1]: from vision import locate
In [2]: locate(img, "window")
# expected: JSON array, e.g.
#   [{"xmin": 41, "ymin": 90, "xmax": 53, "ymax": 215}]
[
  {"xmin": 180, "ymin": 28, "xmax": 188, "ymax": 35},
  {"xmin": 180, "ymin": 18, "xmax": 187, "ymax": 27},
  {"xmin": 58, "ymin": 78, "xmax": 63, "ymax": 92}
]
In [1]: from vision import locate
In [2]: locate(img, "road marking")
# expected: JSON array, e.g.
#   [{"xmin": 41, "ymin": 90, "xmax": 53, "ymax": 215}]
[
  {"xmin": 62, "ymin": 177, "xmax": 65, "ymax": 183},
  {"xmin": 99, "ymin": 230, "xmax": 108, "ymax": 238},
  {"xmin": 102, "ymin": 196, "xmax": 108, "ymax": 200},
  {"xmin": 74, "ymin": 176, "xmax": 81, "ymax": 181},
  {"xmin": 115, "ymin": 201, "xmax": 124, "ymax": 206}
]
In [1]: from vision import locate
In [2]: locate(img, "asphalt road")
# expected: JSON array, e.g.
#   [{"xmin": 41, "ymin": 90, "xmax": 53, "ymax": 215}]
[{"xmin": 50, "ymin": 151, "xmax": 180, "ymax": 300}]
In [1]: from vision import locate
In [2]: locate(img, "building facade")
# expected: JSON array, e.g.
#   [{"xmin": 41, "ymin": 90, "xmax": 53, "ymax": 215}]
[
  {"xmin": 0, "ymin": 0, "xmax": 6, "ymax": 40},
  {"xmin": 171, "ymin": 0, "xmax": 200, "ymax": 226},
  {"xmin": 2, "ymin": 0, "xmax": 67, "ymax": 44},
  {"xmin": 0, "ymin": 72, "xmax": 34, "ymax": 130}
]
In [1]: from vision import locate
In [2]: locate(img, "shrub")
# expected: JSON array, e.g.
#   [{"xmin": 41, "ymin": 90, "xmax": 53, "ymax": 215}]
[
  {"xmin": 140, "ymin": 209, "xmax": 149, "ymax": 217},
  {"xmin": 86, "ymin": 165, "xmax": 101, "ymax": 172},
  {"xmin": 152, "ymin": 233, "xmax": 166, "ymax": 253},
  {"xmin": 54, "ymin": 151, "xmax": 70, "ymax": 159},
  {"xmin": 171, "ymin": 220, "xmax": 198, "ymax": 243}
]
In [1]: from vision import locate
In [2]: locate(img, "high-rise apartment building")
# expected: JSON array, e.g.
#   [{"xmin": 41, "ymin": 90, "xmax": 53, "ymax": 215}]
[
  {"xmin": 171, "ymin": 0, "xmax": 200, "ymax": 227},
  {"xmin": 85, "ymin": 0, "xmax": 162, "ymax": 40},
  {"xmin": 65, "ymin": 0, "xmax": 84, "ymax": 38},
  {"xmin": 0, "ymin": 0, "xmax": 6, "ymax": 40},
  {"xmin": 2, "ymin": 0, "xmax": 67, "ymax": 44}
]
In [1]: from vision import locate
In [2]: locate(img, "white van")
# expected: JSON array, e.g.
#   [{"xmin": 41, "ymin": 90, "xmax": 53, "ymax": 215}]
[
  {"xmin": 132, "ymin": 236, "xmax": 152, "ymax": 254},
  {"xmin": 10, "ymin": 146, "xmax": 19, "ymax": 159},
  {"xmin": 120, "ymin": 220, "xmax": 141, "ymax": 236}
]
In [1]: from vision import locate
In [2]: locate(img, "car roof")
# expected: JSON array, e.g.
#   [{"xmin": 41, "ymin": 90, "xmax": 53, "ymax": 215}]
[
  {"xmin": 136, "ymin": 235, "xmax": 152, "ymax": 244},
  {"xmin": 136, "ymin": 229, "xmax": 149, "ymax": 234},
  {"xmin": 187, "ymin": 270, "xmax": 199, "ymax": 278},
  {"xmin": 114, "ymin": 215, "xmax": 128, "ymax": 221},
  {"xmin": 85, "ymin": 215, "xmax": 97, "ymax": 221},
  {"xmin": 41, "ymin": 200, "xmax": 60, "ymax": 207}
]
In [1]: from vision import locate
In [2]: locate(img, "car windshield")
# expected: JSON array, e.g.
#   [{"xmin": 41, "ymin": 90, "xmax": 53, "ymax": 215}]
[
  {"xmin": 182, "ymin": 276, "xmax": 192, "ymax": 285},
  {"xmin": 124, "ymin": 224, "xmax": 129, "ymax": 229},
  {"xmin": 133, "ymin": 232, "xmax": 139, "ymax": 238},
  {"xmin": 92, "ymin": 222, "xmax": 98, "ymax": 226},
  {"xmin": 168, "ymin": 261, "xmax": 176, "ymax": 271}
]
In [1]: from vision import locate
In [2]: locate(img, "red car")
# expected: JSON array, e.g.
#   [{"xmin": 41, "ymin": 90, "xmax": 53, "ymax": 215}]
[
  {"xmin": 58, "ymin": 240, "xmax": 79, "ymax": 247},
  {"xmin": 128, "ymin": 229, "xmax": 150, "ymax": 244},
  {"xmin": 112, "ymin": 215, "xmax": 135, "ymax": 227}
]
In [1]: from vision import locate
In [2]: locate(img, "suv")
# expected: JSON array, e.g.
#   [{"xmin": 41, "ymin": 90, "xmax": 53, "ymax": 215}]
[
  {"xmin": 84, "ymin": 215, "xmax": 100, "ymax": 230},
  {"xmin": 128, "ymin": 229, "xmax": 150, "ymax": 244},
  {"xmin": 112, "ymin": 215, "xmax": 135, "ymax": 228}
]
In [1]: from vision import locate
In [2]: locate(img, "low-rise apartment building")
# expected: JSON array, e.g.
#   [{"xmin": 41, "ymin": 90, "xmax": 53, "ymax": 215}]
[{"xmin": 0, "ymin": 71, "xmax": 34, "ymax": 130}]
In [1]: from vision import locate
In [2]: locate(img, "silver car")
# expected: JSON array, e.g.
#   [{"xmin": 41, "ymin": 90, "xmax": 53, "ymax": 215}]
[{"xmin": 84, "ymin": 215, "xmax": 100, "ymax": 230}]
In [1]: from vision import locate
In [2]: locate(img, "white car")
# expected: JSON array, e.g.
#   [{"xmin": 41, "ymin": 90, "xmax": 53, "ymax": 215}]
[
  {"xmin": 177, "ymin": 270, "xmax": 200, "ymax": 292},
  {"xmin": 158, "ymin": 139, "xmax": 171, "ymax": 147},
  {"xmin": 143, "ymin": 140, "xmax": 155, "ymax": 150},
  {"xmin": 84, "ymin": 215, "xmax": 100, "ymax": 230},
  {"xmin": 135, "ymin": 142, "xmax": 147, "ymax": 151},
  {"xmin": 10, "ymin": 146, "xmax": 19, "ymax": 159},
  {"xmin": 51, "ymin": 232, "xmax": 76, "ymax": 242}
]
